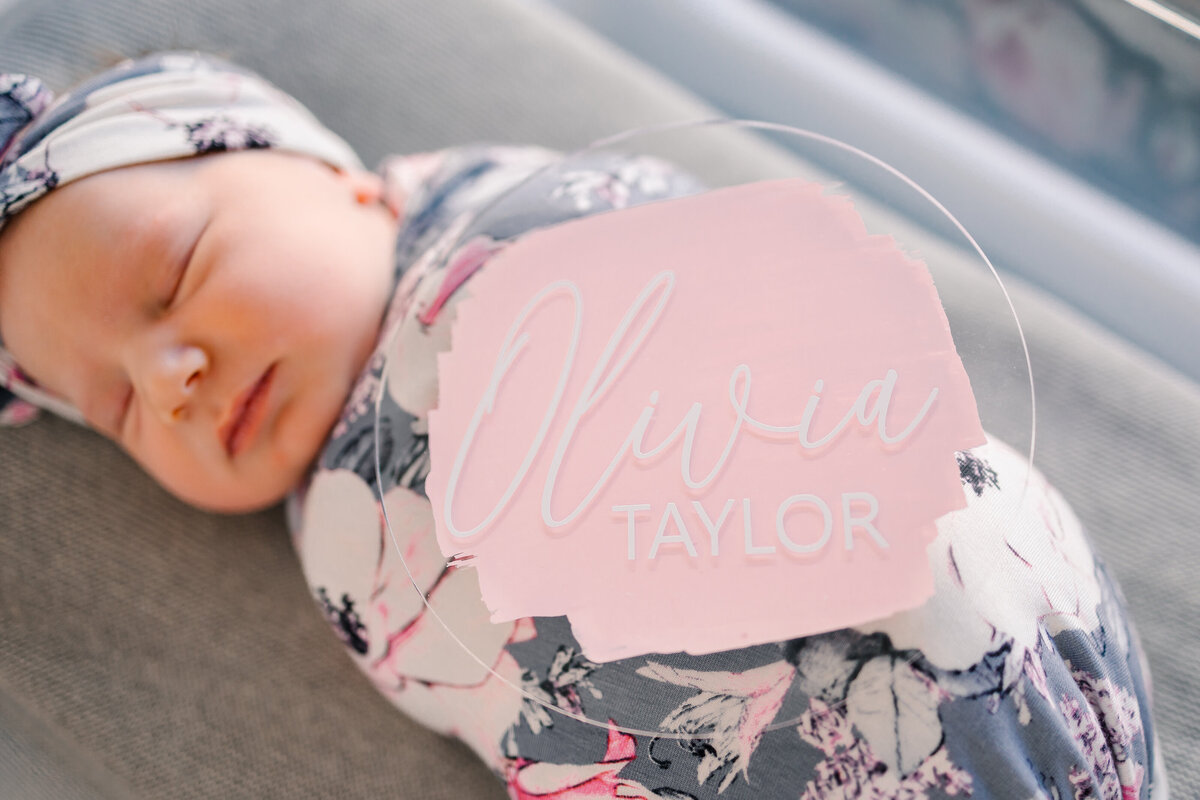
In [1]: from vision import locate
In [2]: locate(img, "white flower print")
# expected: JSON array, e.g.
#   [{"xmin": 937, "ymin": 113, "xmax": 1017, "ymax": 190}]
[
  {"xmin": 296, "ymin": 469, "xmax": 526, "ymax": 762},
  {"xmin": 855, "ymin": 436, "xmax": 1103, "ymax": 673},
  {"xmin": 382, "ymin": 226, "xmax": 507, "ymax": 419},
  {"xmin": 550, "ymin": 155, "xmax": 675, "ymax": 212},
  {"xmin": 797, "ymin": 697, "xmax": 973, "ymax": 799},
  {"xmin": 1, "ymin": 73, "xmax": 51, "ymax": 126},
  {"xmin": 844, "ymin": 654, "xmax": 948, "ymax": 776},
  {"xmin": 1012, "ymin": 630, "xmax": 1055, "ymax": 725},
  {"xmin": 636, "ymin": 659, "xmax": 795, "ymax": 791},
  {"xmin": 519, "ymin": 645, "xmax": 603, "ymax": 735}
]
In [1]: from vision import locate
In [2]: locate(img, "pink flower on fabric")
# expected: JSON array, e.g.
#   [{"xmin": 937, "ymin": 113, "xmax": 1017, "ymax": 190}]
[
  {"xmin": 635, "ymin": 659, "xmax": 795, "ymax": 792},
  {"xmin": 415, "ymin": 234, "xmax": 506, "ymax": 328},
  {"xmin": 0, "ymin": 396, "xmax": 38, "ymax": 426},
  {"xmin": 1, "ymin": 343, "xmax": 38, "ymax": 425},
  {"xmin": 504, "ymin": 721, "xmax": 659, "ymax": 799},
  {"xmin": 383, "ymin": 227, "xmax": 504, "ymax": 419},
  {"xmin": 297, "ymin": 470, "xmax": 528, "ymax": 762}
]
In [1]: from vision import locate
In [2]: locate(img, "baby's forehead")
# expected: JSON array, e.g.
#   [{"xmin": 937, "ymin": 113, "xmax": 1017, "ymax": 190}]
[
  {"xmin": 23, "ymin": 165, "xmax": 184, "ymax": 249},
  {"xmin": 4, "ymin": 172, "xmax": 186, "ymax": 302}
]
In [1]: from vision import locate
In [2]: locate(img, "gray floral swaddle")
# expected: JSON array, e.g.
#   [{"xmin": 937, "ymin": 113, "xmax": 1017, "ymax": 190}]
[{"xmin": 288, "ymin": 144, "xmax": 1167, "ymax": 800}]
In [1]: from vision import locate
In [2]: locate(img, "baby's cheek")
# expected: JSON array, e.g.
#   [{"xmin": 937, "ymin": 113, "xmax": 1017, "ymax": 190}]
[
  {"xmin": 269, "ymin": 399, "xmax": 337, "ymax": 489},
  {"xmin": 126, "ymin": 428, "xmax": 289, "ymax": 514},
  {"xmin": 130, "ymin": 442, "xmax": 224, "ymax": 510}
]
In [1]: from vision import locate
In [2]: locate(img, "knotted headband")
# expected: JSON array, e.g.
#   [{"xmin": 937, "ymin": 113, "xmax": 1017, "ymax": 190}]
[{"xmin": 0, "ymin": 51, "xmax": 363, "ymax": 426}]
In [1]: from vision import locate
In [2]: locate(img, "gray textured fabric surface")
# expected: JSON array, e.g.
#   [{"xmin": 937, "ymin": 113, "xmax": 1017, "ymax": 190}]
[
  {"xmin": 0, "ymin": 0, "xmax": 1196, "ymax": 797},
  {"xmin": 0, "ymin": 682, "xmax": 136, "ymax": 799}
]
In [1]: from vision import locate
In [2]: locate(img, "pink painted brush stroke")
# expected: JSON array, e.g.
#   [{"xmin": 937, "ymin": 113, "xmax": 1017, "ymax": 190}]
[{"xmin": 424, "ymin": 179, "xmax": 986, "ymax": 662}]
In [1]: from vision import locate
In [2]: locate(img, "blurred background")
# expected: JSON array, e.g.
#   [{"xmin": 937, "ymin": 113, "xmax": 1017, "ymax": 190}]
[{"xmin": 538, "ymin": 0, "xmax": 1200, "ymax": 382}]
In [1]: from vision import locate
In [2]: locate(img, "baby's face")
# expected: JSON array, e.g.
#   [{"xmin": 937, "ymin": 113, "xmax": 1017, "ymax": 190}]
[{"xmin": 0, "ymin": 150, "xmax": 400, "ymax": 512}]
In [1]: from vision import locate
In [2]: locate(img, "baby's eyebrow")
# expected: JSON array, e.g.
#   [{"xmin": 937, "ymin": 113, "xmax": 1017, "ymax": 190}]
[
  {"xmin": 123, "ymin": 211, "xmax": 170, "ymax": 255},
  {"xmin": 115, "ymin": 206, "xmax": 183, "ymax": 296}
]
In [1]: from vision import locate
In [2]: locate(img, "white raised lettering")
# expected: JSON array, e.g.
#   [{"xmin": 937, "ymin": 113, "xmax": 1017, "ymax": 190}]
[
  {"xmin": 775, "ymin": 494, "xmax": 833, "ymax": 553},
  {"xmin": 613, "ymin": 503, "xmax": 651, "ymax": 560},
  {"xmin": 842, "ymin": 492, "xmax": 888, "ymax": 550},
  {"xmin": 691, "ymin": 498, "xmax": 736, "ymax": 556},
  {"xmin": 649, "ymin": 502, "xmax": 698, "ymax": 559}
]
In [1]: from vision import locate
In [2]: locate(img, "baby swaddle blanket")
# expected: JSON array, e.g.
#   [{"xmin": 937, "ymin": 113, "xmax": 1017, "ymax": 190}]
[{"xmin": 289, "ymin": 144, "xmax": 1167, "ymax": 800}]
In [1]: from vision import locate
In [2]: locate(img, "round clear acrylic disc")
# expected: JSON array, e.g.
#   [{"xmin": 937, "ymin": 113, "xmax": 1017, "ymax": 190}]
[{"xmin": 373, "ymin": 119, "xmax": 1035, "ymax": 741}]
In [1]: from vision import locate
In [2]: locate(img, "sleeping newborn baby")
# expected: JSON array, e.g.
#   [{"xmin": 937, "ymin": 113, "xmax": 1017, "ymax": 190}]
[{"xmin": 0, "ymin": 53, "xmax": 1167, "ymax": 799}]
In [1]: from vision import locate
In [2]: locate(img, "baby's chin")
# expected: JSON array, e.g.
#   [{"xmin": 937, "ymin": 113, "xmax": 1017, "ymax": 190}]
[
  {"xmin": 133, "ymin": 428, "xmax": 324, "ymax": 516},
  {"xmin": 180, "ymin": 482, "xmax": 295, "ymax": 515},
  {"xmin": 152, "ymin": 464, "xmax": 300, "ymax": 516}
]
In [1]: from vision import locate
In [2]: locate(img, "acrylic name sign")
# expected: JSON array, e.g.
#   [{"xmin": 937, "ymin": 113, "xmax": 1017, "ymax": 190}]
[{"xmin": 425, "ymin": 178, "xmax": 986, "ymax": 662}]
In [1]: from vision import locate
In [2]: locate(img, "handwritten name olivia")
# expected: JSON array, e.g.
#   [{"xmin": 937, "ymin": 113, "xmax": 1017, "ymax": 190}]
[
  {"xmin": 441, "ymin": 270, "xmax": 938, "ymax": 560},
  {"xmin": 423, "ymin": 178, "xmax": 985, "ymax": 660}
]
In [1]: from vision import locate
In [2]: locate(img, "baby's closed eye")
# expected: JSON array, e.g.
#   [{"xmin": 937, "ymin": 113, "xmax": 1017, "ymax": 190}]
[
  {"xmin": 115, "ymin": 383, "xmax": 134, "ymax": 436},
  {"xmin": 161, "ymin": 217, "xmax": 208, "ymax": 309}
]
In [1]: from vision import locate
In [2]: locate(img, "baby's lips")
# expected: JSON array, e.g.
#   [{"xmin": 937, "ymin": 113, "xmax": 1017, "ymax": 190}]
[{"xmin": 217, "ymin": 365, "xmax": 275, "ymax": 457}]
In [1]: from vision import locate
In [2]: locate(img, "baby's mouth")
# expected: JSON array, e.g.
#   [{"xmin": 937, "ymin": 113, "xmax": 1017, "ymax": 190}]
[{"xmin": 219, "ymin": 364, "xmax": 277, "ymax": 458}]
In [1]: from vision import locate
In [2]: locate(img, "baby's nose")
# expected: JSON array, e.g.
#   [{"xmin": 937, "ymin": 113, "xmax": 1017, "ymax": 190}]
[{"xmin": 146, "ymin": 344, "xmax": 209, "ymax": 424}]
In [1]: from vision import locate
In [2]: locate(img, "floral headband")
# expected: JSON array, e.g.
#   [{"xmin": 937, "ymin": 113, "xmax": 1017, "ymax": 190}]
[{"xmin": 0, "ymin": 51, "xmax": 363, "ymax": 426}]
